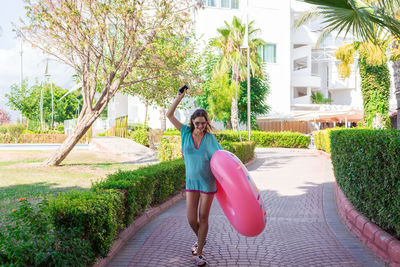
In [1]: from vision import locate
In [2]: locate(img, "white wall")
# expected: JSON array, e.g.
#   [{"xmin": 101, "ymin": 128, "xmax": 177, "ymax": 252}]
[{"xmin": 195, "ymin": 0, "xmax": 292, "ymax": 115}]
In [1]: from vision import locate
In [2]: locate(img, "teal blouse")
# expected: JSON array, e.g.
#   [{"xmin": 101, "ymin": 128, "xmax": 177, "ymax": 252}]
[{"xmin": 180, "ymin": 125, "xmax": 223, "ymax": 194}]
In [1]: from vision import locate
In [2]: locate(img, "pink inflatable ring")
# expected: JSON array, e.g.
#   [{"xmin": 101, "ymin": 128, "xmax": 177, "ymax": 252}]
[{"xmin": 210, "ymin": 150, "xmax": 267, "ymax": 237}]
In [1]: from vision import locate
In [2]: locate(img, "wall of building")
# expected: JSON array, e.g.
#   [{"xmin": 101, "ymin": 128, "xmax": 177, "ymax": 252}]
[{"xmin": 195, "ymin": 0, "xmax": 292, "ymax": 115}]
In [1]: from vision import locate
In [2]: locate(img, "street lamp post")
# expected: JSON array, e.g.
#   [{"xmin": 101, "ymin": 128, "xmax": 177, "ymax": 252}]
[
  {"xmin": 44, "ymin": 58, "xmax": 54, "ymax": 130},
  {"xmin": 240, "ymin": 0, "xmax": 251, "ymax": 141}
]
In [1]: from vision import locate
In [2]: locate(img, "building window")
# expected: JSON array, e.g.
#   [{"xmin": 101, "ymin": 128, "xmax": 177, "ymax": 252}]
[
  {"xmin": 221, "ymin": 0, "xmax": 229, "ymax": 8},
  {"xmin": 293, "ymin": 56, "xmax": 307, "ymax": 71},
  {"xmin": 258, "ymin": 44, "xmax": 277, "ymax": 63},
  {"xmin": 203, "ymin": 0, "xmax": 216, "ymax": 7},
  {"xmin": 231, "ymin": 0, "xmax": 239, "ymax": 9},
  {"xmin": 203, "ymin": 0, "xmax": 238, "ymax": 8},
  {"xmin": 294, "ymin": 87, "xmax": 308, "ymax": 98}
]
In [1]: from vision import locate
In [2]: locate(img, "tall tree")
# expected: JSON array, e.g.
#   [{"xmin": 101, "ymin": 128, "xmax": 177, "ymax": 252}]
[
  {"xmin": 296, "ymin": 0, "xmax": 400, "ymax": 128},
  {"xmin": 196, "ymin": 48, "xmax": 270, "ymax": 128},
  {"xmin": 17, "ymin": 0, "xmax": 198, "ymax": 165},
  {"xmin": 123, "ymin": 33, "xmax": 202, "ymax": 130},
  {"xmin": 6, "ymin": 79, "xmax": 40, "ymax": 131},
  {"xmin": 42, "ymin": 84, "xmax": 83, "ymax": 126},
  {"xmin": 210, "ymin": 16, "xmax": 265, "ymax": 130},
  {"xmin": 238, "ymin": 76, "xmax": 271, "ymax": 129}
]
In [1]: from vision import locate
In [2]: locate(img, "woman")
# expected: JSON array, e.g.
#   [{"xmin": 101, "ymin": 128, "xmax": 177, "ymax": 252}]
[{"xmin": 166, "ymin": 86, "xmax": 223, "ymax": 266}]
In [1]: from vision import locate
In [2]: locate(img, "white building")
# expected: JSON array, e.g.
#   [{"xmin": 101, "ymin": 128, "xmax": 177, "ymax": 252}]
[{"xmin": 106, "ymin": 0, "xmax": 396, "ymax": 132}]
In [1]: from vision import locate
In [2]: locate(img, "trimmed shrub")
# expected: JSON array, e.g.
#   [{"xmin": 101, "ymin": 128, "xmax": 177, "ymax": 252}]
[
  {"xmin": 313, "ymin": 129, "xmax": 334, "ymax": 154},
  {"xmin": 93, "ymin": 159, "xmax": 186, "ymax": 225},
  {"xmin": 56, "ymin": 124, "xmax": 64, "ymax": 133},
  {"xmin": 0, "ymin": 199, "xmax": 94, "ymax": 267},
  {"xmin": 130, "ymin": 127, "xmax": 149, "ymax": 147},
  {"xmin": 158, "ymin": 138, "xmax": 182, "ymax": 162},
  {"xmin": 93, "ymin": 173, "xmax": 155, "ymax": 226},
  {"xmin": 330, "ymin": 129, "xmax": 400, "ymax": 238},
  {"xmin": 163, "ymin": 129, "xmax": 181, "ymax": 136},
  {"xmin": 221, "ymin": 141, "xmax": 256, "ymax": 163},
  {"xmin": 251, "ymin": 131, "xmax": 309, "ymax": 148},
  {"xmin": 163, "ymin": 129, "xmax": 309, "ymax": 148},
  {"xmin": 48, "ymin": 190, "xmax": 124, "ymax": 257}
]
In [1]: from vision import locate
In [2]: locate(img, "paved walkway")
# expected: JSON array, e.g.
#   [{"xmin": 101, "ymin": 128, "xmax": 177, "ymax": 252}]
[
  {"xmin": 108, "ymin": 148, "xmax": 385, "ymax": 266},
  {"xmin": 89, "ymin": 137, "xmax": 158, "ymax": 164}
]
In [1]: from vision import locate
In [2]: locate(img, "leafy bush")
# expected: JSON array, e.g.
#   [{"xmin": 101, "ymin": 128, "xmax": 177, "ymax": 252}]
[
  {"xmin": 330, "ymin": 129, "xmax": 400, "ymax": 238},
  {"xmin": 94, "ymin": 174, "xmax": 155, "ymax": 226},
  {"xmin": 221, "ymin": 141, "xmax": 256, "ymax": 163},
  {"xmin": 163, "ymin": 129, "xmax": 181, "ymax": 136},
  {"xmin": 22, "ymin": 129, "xmax": 35, "ymax": 134},
  {"xmin": 0, "ymin": 133, "xmax": 13, "ymax": 144},
  {"xmin": 5, "ymin": 124, "xmax": 25, "ymax": 143},
  {"xmin": 158, "ymin": 138, "xmax": 182, "ymax": 162},
  {"xmin": 93, "ymin": 160, "xmax": 185, "ymax": 224},
  {"xmin": 313, "ymin": 129, "xmax": 334, "ymax": 154},
  {"xmin": 163, "ymin": 129, "xmax": 309, "ymax": 148},
  {"xmin": 130, "ymin": 126, "xmax": 149, "ymax": 147},
  {"xmin": 0, "ymin": 125, "xmax": 7, "ymax": 134},
  {"xmin": 251, "ymin": 131, "xmax": 310, "ymax": 148},
  {"xmin": 0, "ymin": 199, "xmax": 94, "ymax": 266},
  {"xmin": 56, "ymin": 124, "xmax": 64, "ymax": 133},
  {"xmin": 48, "ymin": 190, "xmax": 124, "ymax": 257}
]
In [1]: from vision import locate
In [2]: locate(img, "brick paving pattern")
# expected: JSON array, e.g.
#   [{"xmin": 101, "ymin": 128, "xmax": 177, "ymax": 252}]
[{"xmin": 108, "ymin": 148, "xmax": 385, "ymax": 266}]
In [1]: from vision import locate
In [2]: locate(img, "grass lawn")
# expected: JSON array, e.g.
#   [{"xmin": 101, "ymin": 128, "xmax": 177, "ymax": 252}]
[{"xmin": 0, "ymin": 149, "xmax": 143, "ymax": 227}]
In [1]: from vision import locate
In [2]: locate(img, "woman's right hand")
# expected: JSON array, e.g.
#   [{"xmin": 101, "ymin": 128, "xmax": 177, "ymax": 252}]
[{"xmin": 178, "ymin": 86, "xmax": 187, "ymax": 99}]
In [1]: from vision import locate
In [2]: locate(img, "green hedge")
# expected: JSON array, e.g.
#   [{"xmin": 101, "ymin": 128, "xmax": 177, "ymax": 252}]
[
  {"xmin": 220, "ymin": 141, "xmax": 256, "ymax": 163},
  {"xmin": 213, "ymin": 130, "xmax": 309, "ymax": 148},
  {"xmin": 129, "ymin": 127, "xmax": 149, "ymax": 147},
  {"xmin": 157, "ymin": 135, "xmax": 256, "ymax": 164},
  {"xmin": 157, "ymin": 138, "xmax": 182, "ymax": 162},
  {"xmin": 48, "ymin": 190, "xmax": 124, "ymax": 257},
  {"xmin": 93, "ymin": 159, "xmax": 185, "ymax": 225},
  {"xmin": 313, "ymin": 129, "xmax": 334, "ymax": 154},
  {"xmin": 330, "ymin": 129, "xmax": 400, "ymax": 238}
]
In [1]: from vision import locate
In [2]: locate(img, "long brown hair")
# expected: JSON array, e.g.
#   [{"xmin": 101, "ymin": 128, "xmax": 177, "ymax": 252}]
[{"xmin": 189, "ymin": 109, "xmax": 215, "ymax": 133}]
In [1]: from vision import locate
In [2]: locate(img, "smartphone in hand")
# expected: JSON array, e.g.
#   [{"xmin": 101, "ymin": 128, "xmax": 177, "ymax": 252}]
[{"xmin": 179, "ymin": 84, "xmax": 189, "ymax": 94}]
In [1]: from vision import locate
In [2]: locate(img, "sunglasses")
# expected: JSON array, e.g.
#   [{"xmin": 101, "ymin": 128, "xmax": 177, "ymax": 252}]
[{"xmin": 194, "ymin": 121, "xmax": 207, "ymax": 127}]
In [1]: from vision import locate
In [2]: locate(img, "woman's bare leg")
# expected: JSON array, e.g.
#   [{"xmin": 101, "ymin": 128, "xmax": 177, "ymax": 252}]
[
  {"xmin": 186, "ymin": 191, "xmax": 200, "ymax": 236},
  {"xmin": 196, "ymin": 193, "xmax": 214, "ymax": 256}
]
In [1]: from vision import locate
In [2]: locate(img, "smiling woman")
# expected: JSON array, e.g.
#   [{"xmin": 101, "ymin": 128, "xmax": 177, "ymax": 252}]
[{"xmin": 166, "ymin": 86, "xmax": 224, "ymax": 266}]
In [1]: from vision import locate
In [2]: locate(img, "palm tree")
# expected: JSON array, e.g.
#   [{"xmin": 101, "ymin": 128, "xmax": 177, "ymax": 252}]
[
  {"xmin": 297, "ymin": 0, "xmax": 400, "ymax": 129},
  {"xmin": 210, "ymin": 16, "xmax": 265, "ymax": 130},
  {"xmin": 311, "ymin": 91, "xmax": 333, "ymax": 104}
]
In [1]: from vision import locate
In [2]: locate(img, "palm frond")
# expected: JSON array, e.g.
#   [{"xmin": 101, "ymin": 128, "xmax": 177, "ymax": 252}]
[
  {"xmin": 293, "ymin": 9, "xmax": 321, "ymax": 29},
  {"xmin": 315, "ymin": 26, "xmax": 335, "ymax": 48},
  {"xmin": 299, "ymin": 0, "xmax": 400, "ymax": 41}
]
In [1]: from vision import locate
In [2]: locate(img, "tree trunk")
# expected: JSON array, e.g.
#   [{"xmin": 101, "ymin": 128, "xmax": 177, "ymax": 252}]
[
  {"xmin": 231, "ymin": 68, "xmax": 240, "ymax": 131},
  {"xmin": 392, "ymin": 60, "xmax": 400, "ymax": 129},
  {"xmin": 231, "ymin": 98, "xmax": 239, "ymax": 131},
  {"xmin": 26, "ymin": 118, "xmax": 29, "ymax": 133},
  {"xmin": 160, "ymin": 107, "xmax": 166, "ymax": 131},
  {"xmin": 144, "ymin": 99, "xmax": 149, "ymax": 126},
  {"xmin": 225, "ymin": 119, "xmax": 232, "ymax": 129},
  {"xmin": 42, "ymin": 112, "xmax": 98, "ymax": 166}
]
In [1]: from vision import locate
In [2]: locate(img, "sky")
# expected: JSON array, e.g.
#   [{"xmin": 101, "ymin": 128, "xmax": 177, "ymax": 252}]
[{"xmin": 0, "ymin": 0, "xmax": 75, "ymax": 122}]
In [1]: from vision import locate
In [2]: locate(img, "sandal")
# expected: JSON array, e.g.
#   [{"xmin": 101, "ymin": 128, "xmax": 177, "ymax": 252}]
[
  {"xmin": 195, "ymin": 255, "xmax": 207, "ymax": 266},
  {"xmin": 191, "ymin": 240, "xmax": 207, "ymax": 255},
  {"xmin": 191, "ymin": 241, "xmax": 198, "ymax": 255}
]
